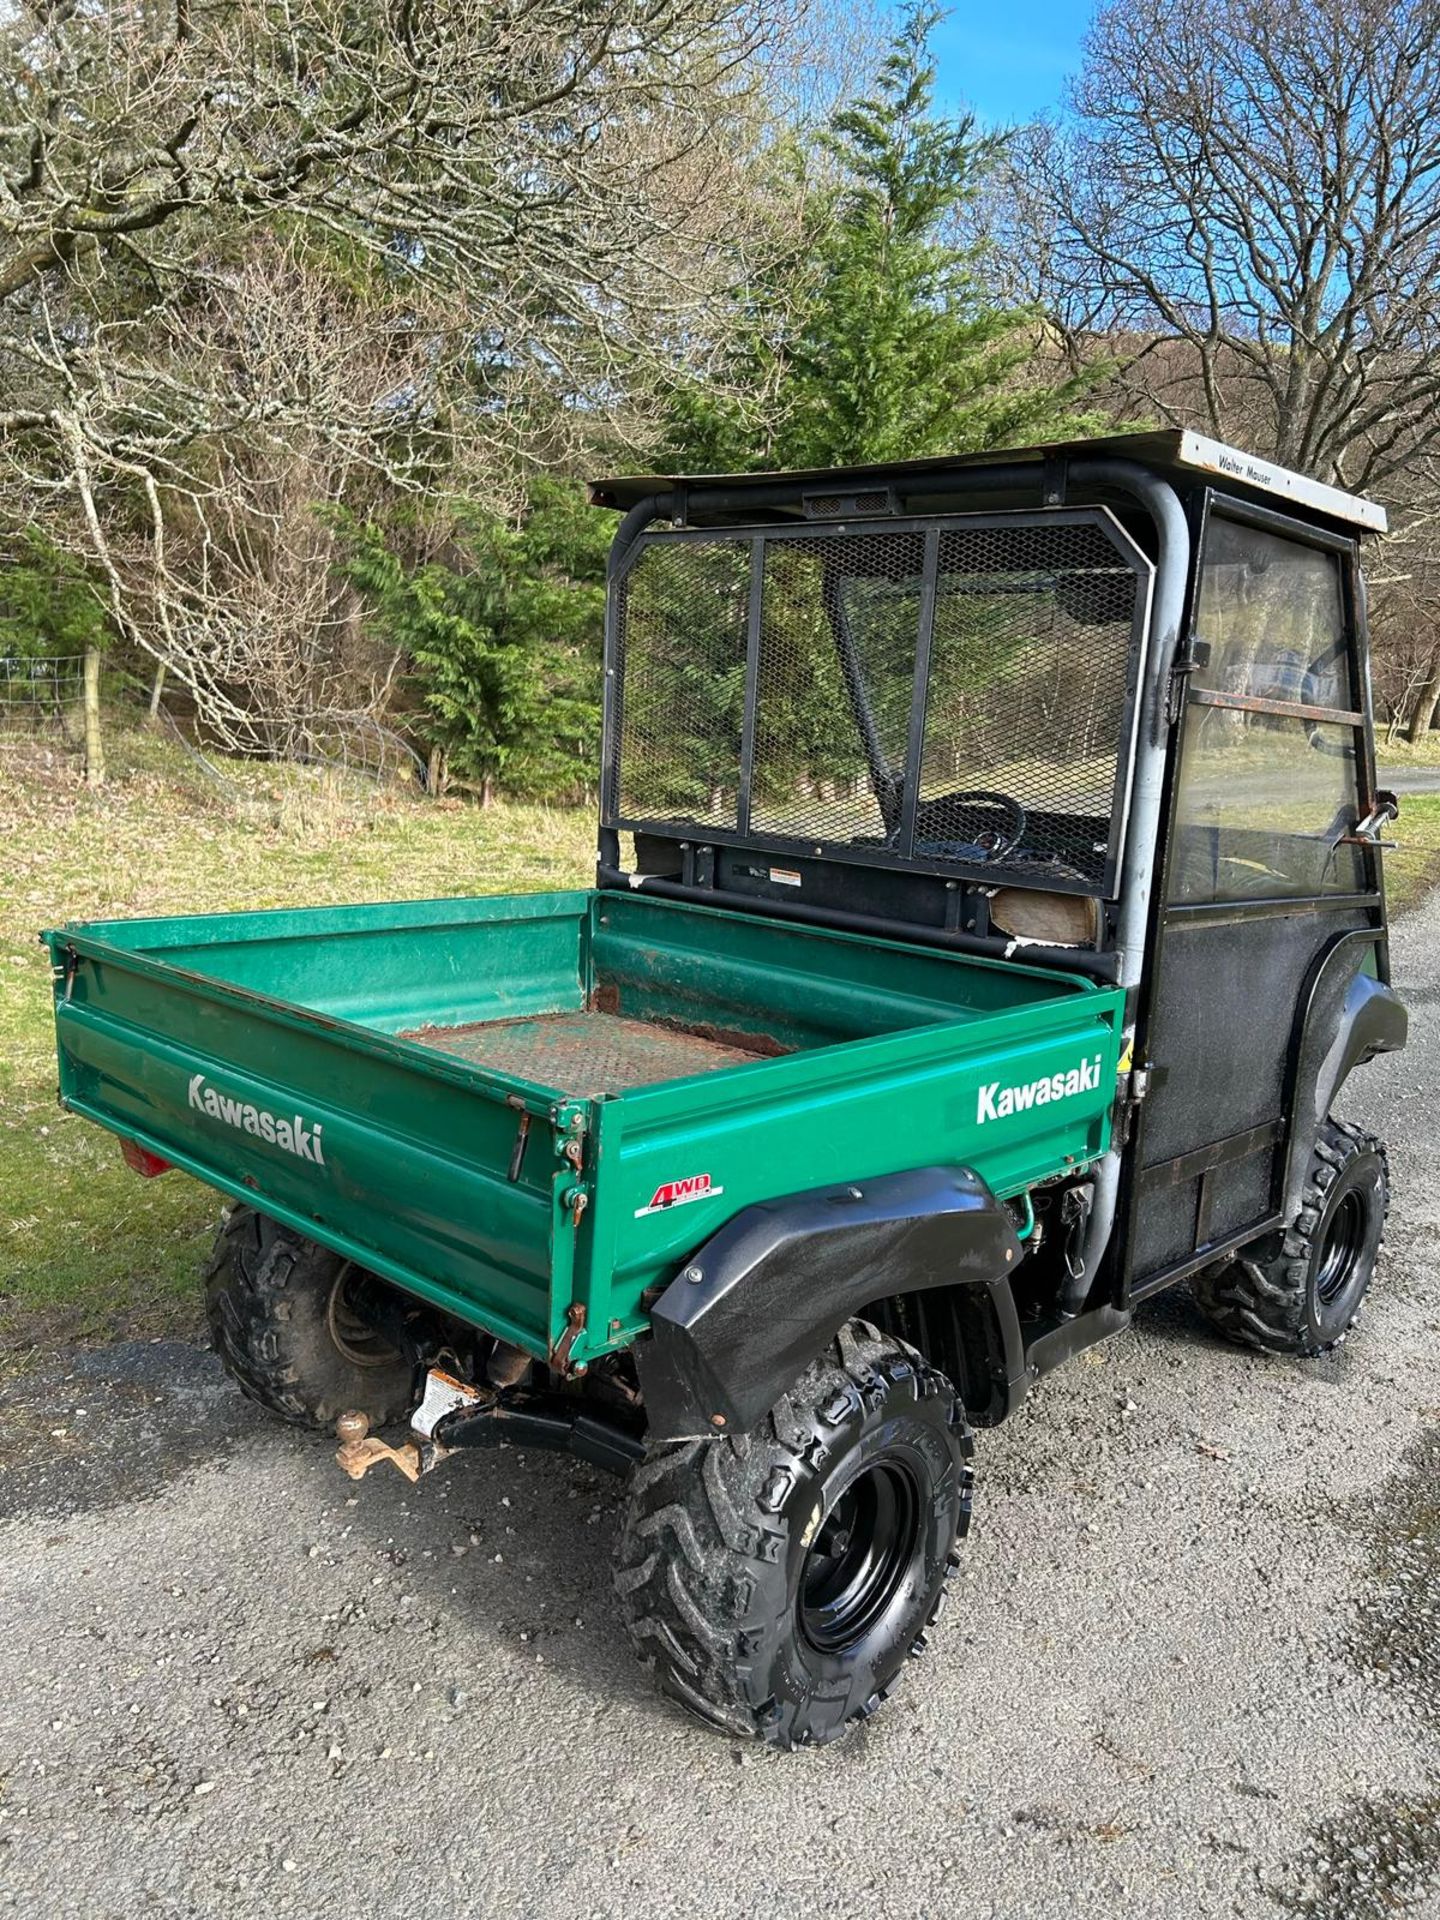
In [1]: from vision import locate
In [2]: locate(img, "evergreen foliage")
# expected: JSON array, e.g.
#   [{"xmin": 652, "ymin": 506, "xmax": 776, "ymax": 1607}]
[
  {"xmin": 669, "ymin": 5, "xmax": 1105, "ymax": 476},
  {"xmin": 341, "ymin": 481, "xmax": 610, "ymax": 800},
  {"xmin": 0, "ymin": 532, "xmax": 110, "ymax": 660}
]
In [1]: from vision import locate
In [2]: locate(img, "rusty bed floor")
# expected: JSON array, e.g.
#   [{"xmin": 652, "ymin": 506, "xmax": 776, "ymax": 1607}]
[{"xmin": 399, "ymin": 1009, "xmax": 774, "ymax": 1097}]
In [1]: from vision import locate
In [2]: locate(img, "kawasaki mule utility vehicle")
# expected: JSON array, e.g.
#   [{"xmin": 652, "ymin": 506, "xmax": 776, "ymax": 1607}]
[{"xmin": 45, "ymin": 432, "xmax": 1407, "ymax": 1748}]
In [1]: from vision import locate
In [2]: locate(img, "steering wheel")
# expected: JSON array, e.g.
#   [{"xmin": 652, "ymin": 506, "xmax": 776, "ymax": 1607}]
[{"xmin": 915, "ymin": 788, "xmax": 1028, "ymax": 864}]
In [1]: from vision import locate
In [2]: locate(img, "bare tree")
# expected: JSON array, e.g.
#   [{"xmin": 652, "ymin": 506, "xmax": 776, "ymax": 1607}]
[
  {"xmin": 0, "ymin": 0, "xmax": 799, "ymax": 745},
  {"xmin": 1012, "ymin": 0, "xmax": 1440, "ymax": 489},
  {"xmin": 992, "ymin": 0, "xmax": 1440, "ymax": 734}
]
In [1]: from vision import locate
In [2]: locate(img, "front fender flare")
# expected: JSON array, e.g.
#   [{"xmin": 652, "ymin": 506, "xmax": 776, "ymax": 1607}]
[
  {"xmin": 635, "ymin": 1166, "xmax": 1022, "ymax": 1442},
  {"xmin": 1282, "ymin": 934, "xmax": 1407, "ymax": 1218}
]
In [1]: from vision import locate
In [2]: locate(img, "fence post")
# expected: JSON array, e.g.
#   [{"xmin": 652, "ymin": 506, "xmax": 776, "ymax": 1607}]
[{"xmin": 83, "ymin": 645, "xmax": 106, "ymax": 787}]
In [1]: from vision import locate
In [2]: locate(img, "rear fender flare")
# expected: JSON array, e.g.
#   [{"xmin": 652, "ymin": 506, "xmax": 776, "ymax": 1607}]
[{"xmin": 635, "ymin": 1166, "xmax": 1024, "ymax": 1442}]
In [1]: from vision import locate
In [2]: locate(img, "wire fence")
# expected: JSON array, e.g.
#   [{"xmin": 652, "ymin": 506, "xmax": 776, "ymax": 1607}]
[
  {"xmin": 222, "ymin": 710, "xmax": 428, "ymax": 789},
  {"xmin": 0, "ymin": 653, "xmax": 85, "ymax": 723},
  {"xmin": 0, "ymin": 651, "xmax": 428, "ymax": 797}
]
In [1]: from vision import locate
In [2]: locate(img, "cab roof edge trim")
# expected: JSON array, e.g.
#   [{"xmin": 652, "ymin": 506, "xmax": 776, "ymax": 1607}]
[
  {"xmin": 1173, "ymin": 430, "xmax": 1386, "ymax": 533},
  {"xmin": 586, "ymin": 429, "xmax": 1388, "ymax": 536}
]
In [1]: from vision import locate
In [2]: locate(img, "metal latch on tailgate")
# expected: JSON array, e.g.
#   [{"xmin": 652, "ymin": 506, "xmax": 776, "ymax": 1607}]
[
  {"xmin": 1109, "ymin": 1046, "xmax": 1155, "ymax": 1150},
  {"xmin": 549, "ymin": 1301, "xmax": 587, "ymax": 1372},
  {"xmin": 57, "ymin": 943, "xmax": 81, "ymax": 1002},
  {"xmin": 555, "ymin": 1108, "xmax": 590, "ymax": 1230},
  {"xmin": 557, "ymin": 1110, "xmax": 586, "ymax": 1175}
]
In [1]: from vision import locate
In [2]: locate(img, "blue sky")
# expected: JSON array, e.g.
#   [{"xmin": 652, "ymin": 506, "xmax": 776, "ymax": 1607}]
[{"xmin": 928, "ymin": 5, "xmax": 1098, "ymax": 125}]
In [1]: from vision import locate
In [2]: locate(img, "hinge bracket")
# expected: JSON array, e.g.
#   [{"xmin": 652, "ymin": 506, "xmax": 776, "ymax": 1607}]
[
  {"xmin": 1166, "ymin": 658, "xmax": 1196, "ymax": 726},
  {"xmin": 550, "ymin": 1301, "xmax": 587, "ymax": 1373}
]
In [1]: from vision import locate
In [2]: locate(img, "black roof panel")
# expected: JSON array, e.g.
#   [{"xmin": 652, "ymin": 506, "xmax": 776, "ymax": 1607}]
[{"xmin": 589, "ymin": 429, "xmax": 1386, "ymax": 534}]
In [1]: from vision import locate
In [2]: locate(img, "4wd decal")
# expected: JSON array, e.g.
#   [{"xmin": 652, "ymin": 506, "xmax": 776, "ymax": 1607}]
[
  {"xmin": 977, "ymin": 1054, "xmax": 1104, "ymax": 1125},
  {"xmin": 188, "ymin": 1074, "xmax": 326, "ymax": 1165},
  {"xmin": 635, "ymin": 1172, "xmax": 722, "ymax": 1218}
]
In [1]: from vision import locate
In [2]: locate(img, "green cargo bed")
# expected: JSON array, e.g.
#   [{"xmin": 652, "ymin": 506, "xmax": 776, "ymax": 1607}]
[{"xmin": 43, "ymin": 890, "xmax": 1124, "ymax": 1368}]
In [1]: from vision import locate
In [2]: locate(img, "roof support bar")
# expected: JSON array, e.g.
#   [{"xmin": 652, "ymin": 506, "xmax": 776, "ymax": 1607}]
[{"xmin": 1058, "ymin": 458, "xmax": 1190, "ymax": 1313}]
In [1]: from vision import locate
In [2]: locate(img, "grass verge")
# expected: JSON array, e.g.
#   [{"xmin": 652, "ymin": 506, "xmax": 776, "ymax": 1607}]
[
  {"xmin": 1386, "ymin": 791, "xmax": 1440, "ymax": 912},
  {"xmin": 0, "ymin": 730, "xmax": 590, "ymax": 1362}
]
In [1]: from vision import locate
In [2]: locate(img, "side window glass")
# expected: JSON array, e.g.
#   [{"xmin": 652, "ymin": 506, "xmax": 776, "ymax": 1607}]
[
  {"xmin": 1171, "ymin": 516, "xmax": 1366, "ymax": 906},
  {"xmin": 1192, "ymin": 518, "xmax": 1350, "ymax": 708}
]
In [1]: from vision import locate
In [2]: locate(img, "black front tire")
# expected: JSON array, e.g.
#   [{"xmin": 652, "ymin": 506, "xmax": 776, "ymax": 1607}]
[
  {"xmin": 614, "ymin": 1321, "xmax": 971, "ymax": 1749},
  {"xmin": 1193, "ymin": 1118, "xmax": 1389, "ymax": 1358},
  {"xmin": 205, "ymin": 1207, "xmax": 416, "ymax": 1429}
]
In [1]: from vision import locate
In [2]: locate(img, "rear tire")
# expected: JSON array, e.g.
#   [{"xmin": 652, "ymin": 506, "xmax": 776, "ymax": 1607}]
[
  {"xmin": 204, "ymin": 1207, "xmax": 415, "ymax": 1429},
  {"xmin": 614, "ymin": 1321, "xmax": 971, "ymax": 1749},
  {"xmin": 1192, "ymin": 1118, "xmax": 1389, "ymax": 1358}
]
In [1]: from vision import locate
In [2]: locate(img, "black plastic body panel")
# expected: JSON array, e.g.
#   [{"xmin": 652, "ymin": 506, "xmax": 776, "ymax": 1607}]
[
  {"xmin": 1281, "ymin": 936, "xmax": 1407, "ymax": 1217},
  {"xmin": 637, "ymin": 1166, "xmax": 1023, "ymax": 1442}
]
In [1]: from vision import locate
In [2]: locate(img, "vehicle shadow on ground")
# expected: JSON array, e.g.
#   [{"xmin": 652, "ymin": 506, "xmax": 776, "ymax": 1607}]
[
  {"xmin": 1132, "ymin": 1283, "xmax": 1233, "ymax": 1350},
  {"xmin": 316, "ymin": 1420, "xmax": 680, "ymax": 1723},
  {"xmin": 0, "ymin": 1285, "xmax": 1357, "ymax": 1749},
  {"xmin": 340, "ymin": 1293, "xmax": 1255, "ymax": 1721},
  {"xmin": 0, "ymin": 1332, "xmax": 674, "ymax": 1720},
  {"xmin": 1135, "ymin": 1279, "xmax": 1362, "ymax": 1398},
  {"xmin": 0, "ymin": 1337, "xmax": 271, "ymax": 1524}
]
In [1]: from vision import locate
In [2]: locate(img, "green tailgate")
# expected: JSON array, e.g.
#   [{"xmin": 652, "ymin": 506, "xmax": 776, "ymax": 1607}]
[{"xmin": 43, "ymin": 891, "xmax": 1123, "ymax": 1367}]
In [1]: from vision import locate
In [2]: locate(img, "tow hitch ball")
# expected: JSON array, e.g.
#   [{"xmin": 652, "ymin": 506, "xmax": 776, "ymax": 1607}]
[{"xmin": 335, "ymin": 1367, "xmax": 484, "ymax": 1484}]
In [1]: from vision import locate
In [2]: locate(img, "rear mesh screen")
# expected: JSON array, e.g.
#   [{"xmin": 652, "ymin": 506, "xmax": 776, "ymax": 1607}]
[
  {"xmin": 614, "ymin": 538, "xmax": 751, "ymax": 828},
  {"xmin": 608, "ymin": 511, "xmax": 1148, "ymax": 891},
  {"xmin": 917, "ymin": 522, "xmax": 1140, "ymax": 875},
  {"xmin": 751, "ymin": 531, "xmax": 923, "ymax": 845}
]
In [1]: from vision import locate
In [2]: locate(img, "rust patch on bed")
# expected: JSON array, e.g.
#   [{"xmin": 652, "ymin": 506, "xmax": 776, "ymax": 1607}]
[{"xmin": 400, "ymin": 1009, "xmax": 785, "ymax": 1097}]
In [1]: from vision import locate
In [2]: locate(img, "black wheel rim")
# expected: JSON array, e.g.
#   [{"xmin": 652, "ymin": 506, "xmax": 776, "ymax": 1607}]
[
  {"xmin": 798, "ymin": 1458, "xmax": 922, "ymax": 1655},
  {"xmin": 326, "ymin": 1266, "xmax": 398, "ymax": 1369},
  {"xmin": 1315, "ymin": 1188, "xmax": 1367, "ymax": 1305}
]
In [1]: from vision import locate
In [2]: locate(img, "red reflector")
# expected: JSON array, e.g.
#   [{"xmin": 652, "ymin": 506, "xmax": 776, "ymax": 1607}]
[{"xmin": 120, "ymin": 1138, "xmax": 172, "ymax": 1178}]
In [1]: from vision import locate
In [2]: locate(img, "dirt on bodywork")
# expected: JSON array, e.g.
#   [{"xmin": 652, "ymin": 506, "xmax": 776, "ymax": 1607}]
[{"xmin": 400, "ymin": 1003, "xmax": 791, "ymax": 1099}]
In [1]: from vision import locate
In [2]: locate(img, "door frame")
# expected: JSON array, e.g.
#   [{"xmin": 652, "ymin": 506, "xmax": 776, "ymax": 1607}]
[{"xmin": 1118, "ymin": 488, "xmax": 1388, "ymax": 1307}]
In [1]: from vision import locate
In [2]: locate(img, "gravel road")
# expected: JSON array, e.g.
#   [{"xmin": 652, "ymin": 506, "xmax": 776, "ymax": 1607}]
[
  {"xmin": 1381, "ymin": 764, "xmax": 1440, "ymax": 795},
  {"xmin": 2, "ymin": 905, "xmax": 1438, "ymax": 1920}
]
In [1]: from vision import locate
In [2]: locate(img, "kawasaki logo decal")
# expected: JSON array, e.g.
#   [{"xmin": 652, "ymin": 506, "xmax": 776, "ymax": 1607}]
[
  {"xmin": 977, "ymin": 1055, "xmax": 1104, "ymax": 1125},
  {"xmin": 635, "ymin": 1172, "xmax": 721, "ymax": 1218},
  {"xmin": 188, "ymin": 1074, "xmax": 326, "ymax": 1165}
]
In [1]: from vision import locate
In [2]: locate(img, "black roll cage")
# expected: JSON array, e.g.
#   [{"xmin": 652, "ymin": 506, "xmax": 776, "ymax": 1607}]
[
  {"xmin": 595, "ymin": 456, "xmax": 1191, "ymax": 993},
  {"xmin": 601, "ymin": 507, "xmax": 1153, "ymax": 902}
]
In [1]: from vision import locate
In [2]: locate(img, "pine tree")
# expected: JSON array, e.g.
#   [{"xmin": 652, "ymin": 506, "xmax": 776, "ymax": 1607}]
[
  {"xmin": 342, "ymin": 481, "xmax": 610, "ymax": 803},
  {"xmin": 669, "ymin": 5, "xmax": 1105, "ymax": 474}
]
